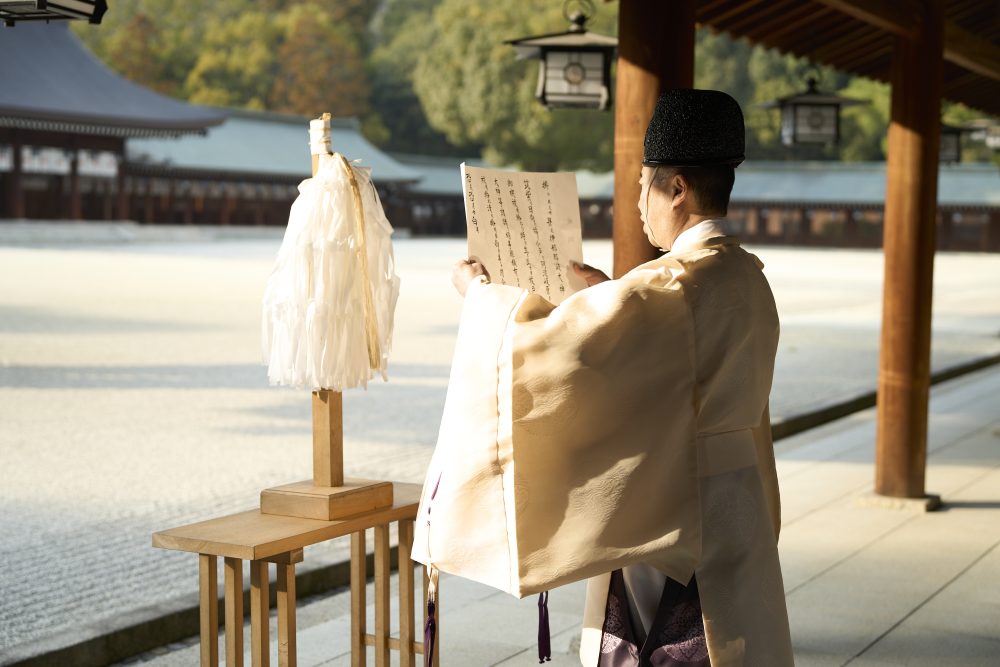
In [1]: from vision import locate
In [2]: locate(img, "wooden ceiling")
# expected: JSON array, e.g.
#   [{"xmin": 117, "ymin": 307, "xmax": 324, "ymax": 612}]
[{"xmin": 691, "ymin": 0, "xmax": 1000, "ymax": 117}]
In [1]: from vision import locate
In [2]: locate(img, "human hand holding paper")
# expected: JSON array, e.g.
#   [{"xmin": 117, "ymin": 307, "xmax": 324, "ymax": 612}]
[{"xmin": 460, "ymin": 164, "xmax": 587, "ymax": 304}]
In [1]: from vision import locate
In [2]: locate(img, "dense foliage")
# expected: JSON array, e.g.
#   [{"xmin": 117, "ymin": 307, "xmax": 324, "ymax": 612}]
[{"xmin": 73, "ymin": 0, "xmax": 994, "ymax": 169}]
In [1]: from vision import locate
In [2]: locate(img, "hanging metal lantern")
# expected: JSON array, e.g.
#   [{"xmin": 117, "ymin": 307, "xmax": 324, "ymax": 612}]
[
  {"xmin": 761, "ymin": 76, "xmax": 866, "ymax": 146},
  {"xmin": 939, "ymin": 124, "xmax": 968, "ymax": 165},
  {"xmin": 0, "ymin": 1, "xmax": 107, "ymax": 26},
  {"xmin": 966, "ymin": 119, "xmax": 1000, "ymax": 151},
  {"xmin": 505, "ymin": 0, "xmax": 617, "ymax": 111}
]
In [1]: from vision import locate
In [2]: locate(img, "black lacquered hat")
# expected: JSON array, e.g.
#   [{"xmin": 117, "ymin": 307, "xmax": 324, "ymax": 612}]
[{"xmin": 643, "ymin": 89, "xmax": 746, "ymax": 167}]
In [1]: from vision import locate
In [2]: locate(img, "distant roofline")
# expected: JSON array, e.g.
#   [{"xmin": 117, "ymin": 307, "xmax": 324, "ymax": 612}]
[
  {"xmin": 218, "ymin": 107, "xmax": 362, "ymax": 131},
  {"xmin": 0, "ymin": 23, "xmax": 225, "ymax": 137}
]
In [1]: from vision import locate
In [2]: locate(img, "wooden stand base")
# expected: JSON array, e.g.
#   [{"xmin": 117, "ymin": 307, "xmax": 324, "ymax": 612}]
[{"xmin": 261, "ymin": 478, "xmax": 394, "ymax": 521}]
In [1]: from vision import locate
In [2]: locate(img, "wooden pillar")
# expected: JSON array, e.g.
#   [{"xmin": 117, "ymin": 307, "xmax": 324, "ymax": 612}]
[
  {"xmin": 144, "ymin": 179, "xmax": 154, "ymax": 224},
  {"xmin": 797, "ymin": 208, "xmax": 810, "ymax": 244},
  {"xmin": 117, "ymin": 162, "xmax": 129, "ymax": 221},
  {"xmin": 875, "ymin": 0, "xmax": 944, "ymax": 499},
  {"xmin": 843, "ymin": 208, "xmax": 858, "ymax": 246},
  {"xmin": 102, "ymin": 179, "xmax": 113, "ymax": 220},
  {"xmin": 612, "ymin": 0, "xmax": 693, "ymax": 277},
  {"xmin": 69, "ymin": 140, "xmax": 82, "ymax": 221},
  {"xmin": 986, "ymin": 210, "xmax": 1000, "ymax": 251},
  {"xmin": 10, "ymin": 132, "xmax": 25, "ymax": 218}
]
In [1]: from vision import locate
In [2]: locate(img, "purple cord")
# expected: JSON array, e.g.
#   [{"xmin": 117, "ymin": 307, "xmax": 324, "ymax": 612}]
[
  {"xmin": 425, "ymin": 598, "xmax": 436, "ymax": 665},
  {"xmin": 538, "ymin": 591, "xmax": 551, "ymax": 662}
]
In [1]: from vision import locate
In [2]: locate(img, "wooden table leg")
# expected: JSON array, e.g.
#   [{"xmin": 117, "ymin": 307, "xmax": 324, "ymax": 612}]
[
  {"xmin": 351, "ymin": 530, "xmax": 367, "ymax": 667},
  {"xmin": 225, "ymin": 557, "xmax": 245, "ymax": 667},
  {"xmin": 398, "ymin": 520, "xmax": 416, "ymax": 667},
  {"xmin": 200, "ymin": 554, "xmax": 219, "ymax": 667},
  {"xmin": 250, "ymin": 560, "xmax": 270, "ymax": 667},
  {"xmin": 374, "ymin": 523, "xmax": 391, "ymax": 667},
  {"xmin": 276, "ymin": 561, "xmax": 296, "ymax": 667}
]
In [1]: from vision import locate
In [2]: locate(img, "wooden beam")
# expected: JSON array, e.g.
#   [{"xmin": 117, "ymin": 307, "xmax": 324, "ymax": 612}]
[
  {"xmin": 944, "ymin": 22, "xmax": 1000, "ymax": 82},
  {"xmin": 814, "ymin": 0, "xmax": 1000, "ymax": 81},
  {"xmin": 812, "ymin": 0, "xmax": 921, "ymax": 38},
  {"xmin": 875, "ymin": 0, "xmax": 944, "ymax": 500},
  {"xmin": 612, "ymin": 0, "xmax": 692, "ymax": 277}
]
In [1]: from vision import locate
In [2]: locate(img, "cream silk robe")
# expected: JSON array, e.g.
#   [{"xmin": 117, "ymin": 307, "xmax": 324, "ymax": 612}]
[{"xmin": 412, "ymin": 221, "xmax": 794, "ymax": 666}]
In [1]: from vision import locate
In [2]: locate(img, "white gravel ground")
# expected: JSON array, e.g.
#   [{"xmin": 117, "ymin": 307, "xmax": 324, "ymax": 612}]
[{"xmin": 1, "ymin": 235, "xmax": 998, "ymax": 654}]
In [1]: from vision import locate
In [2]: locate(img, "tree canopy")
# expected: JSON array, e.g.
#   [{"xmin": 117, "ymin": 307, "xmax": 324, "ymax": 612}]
[{"xmin": 73, "ymin": 0, "xmax": 996, "ymax": 168}]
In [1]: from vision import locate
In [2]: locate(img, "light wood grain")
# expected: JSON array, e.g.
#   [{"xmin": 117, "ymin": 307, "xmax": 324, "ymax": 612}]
[
  {"xmin": 224, "ymin": 557, "xmax": 244, "ymax": 667},
  {"xmin": 312, "ymin": 389, "xmax": 344, "ymax": 487},
  {"xmin": 199, "ymin": 554, "xmax": 219, "ymax": 667},
  {"xmin": 250, "ymin": 560, "xmax": 270, "ymax": 667},
  {"xmin": 398, "ymin": 520, "xmax": 416, "ymax": 667},
  {"xmin": 351, "ymin": 530, "xmax": 367, "ymax": 667},
  {"xmin": 153, "ymin": 483, "xmax": 421, "ymax": 559},
  {"xmin": 260, "ymin": 478, "xmax": 393, "ymax": 521},
  {"xmin": 277, "ymin": 562, "xmax": 297, "ymax": 667},
  {"xmin": 374, "ymin": 523, "xmax": 390, "ymax": 667}
]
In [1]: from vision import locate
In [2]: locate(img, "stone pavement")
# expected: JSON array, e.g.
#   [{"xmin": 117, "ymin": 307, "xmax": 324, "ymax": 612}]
[
  {"xmin": 119, "ymin": 364, "xmax": 1000, "ymax": 667},
  {"xmin": 1, "ymin": 229, "xmax": 999, "ymax": 662}
]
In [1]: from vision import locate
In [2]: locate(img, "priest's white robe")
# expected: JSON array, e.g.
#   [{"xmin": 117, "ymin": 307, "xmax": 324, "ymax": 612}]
[{"xmin": 412, "ymin": 221, "xmax": 793, "ymax": 666}]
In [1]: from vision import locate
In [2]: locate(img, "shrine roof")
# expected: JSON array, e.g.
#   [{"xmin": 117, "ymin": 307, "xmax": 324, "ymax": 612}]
[
  {"xmin": 128, "ymin": 110, "xmax": 422, "ymax": 184},
  {"xmin": 0, "ymin": 23, "xmax": 224, "ymax": 137}
]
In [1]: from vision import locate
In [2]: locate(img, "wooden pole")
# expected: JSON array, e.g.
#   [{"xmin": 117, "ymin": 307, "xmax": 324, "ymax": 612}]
[
  {"xmin": 875, "ymin": 0, "xmax": 944, "ymax": 499},
  {"xmin": 310, "ymin": 114, "xmax": 345, "ymax": 489},
  {"xmin": 612, "ymin": 0, "xmax": 693, "ymax": 277}
]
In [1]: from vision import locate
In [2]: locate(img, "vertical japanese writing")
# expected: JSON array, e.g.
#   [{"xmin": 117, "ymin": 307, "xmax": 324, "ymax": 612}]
[
  {"xmin": 493, "ymin": 178, "xmax": 518, "ymax": 283},
  {"xmin": 464, "ymin": 171, "xmax": 479, "ymax": 234},
  {"xmin": 541, "ymin": 180, "xmax": 565, "ymax": 295},
  {"xmin": 480, "ymin": 175, "xmax": 505, "ymax": 283},
  {"xmin": 507, "ymin": 178, "xmax": 535, "ymax": 292},
  {"xmin": 522, "ymin": 178, "xmax": 549, "ymax": 297}
]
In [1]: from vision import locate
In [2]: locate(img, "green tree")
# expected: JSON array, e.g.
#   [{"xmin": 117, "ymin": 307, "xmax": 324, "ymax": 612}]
[
  {"xmin": 184, "ymin": 11, "xmax": 282, "ymax": 109},
  {"xmin": 412, "ymin": 0, "xmax": 618, "ymax": 170},
  {"xmin": 270, "ymin": 3, "xmax": 371, "ymax": 119},
  {"xmin": 368, "ymin": 0, "xmax": 475, "ymax": 155}
]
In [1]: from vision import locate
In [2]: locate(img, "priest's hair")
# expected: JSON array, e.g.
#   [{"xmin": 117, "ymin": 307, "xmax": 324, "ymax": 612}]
[{"xmin": 653, "ymin": 165, "xmax": 735, "ymax": 216}]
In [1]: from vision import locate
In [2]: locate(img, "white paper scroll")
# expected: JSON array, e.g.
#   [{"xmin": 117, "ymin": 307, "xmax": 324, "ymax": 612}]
[{"xmin": 461, "ymin": 164, "xmax": 587, "ymax": 304}]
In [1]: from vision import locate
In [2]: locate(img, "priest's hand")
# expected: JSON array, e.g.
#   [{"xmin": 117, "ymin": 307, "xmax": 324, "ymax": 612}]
[
  {"xmin": 571, "ymin": 261, "xmax": 611, "ymax": 287},
  {"xmin": 452, "ymin": 258, "xmax": 489, "ymax": 297}
]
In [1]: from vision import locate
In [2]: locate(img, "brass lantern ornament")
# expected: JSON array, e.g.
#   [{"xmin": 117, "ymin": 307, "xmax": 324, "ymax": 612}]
[{"xmin": 505, "ymin": 0, "xmax": 617, "ymax": 111}]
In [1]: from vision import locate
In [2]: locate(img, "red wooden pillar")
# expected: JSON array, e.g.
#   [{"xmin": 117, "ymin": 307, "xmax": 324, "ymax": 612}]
[
  {"xmin": 612, "ymin": 0, "xmax": 693, "ymax": 277},
  {"xmin": 875, "ymin": 0, "xmax": 944, "ymax": 499}
]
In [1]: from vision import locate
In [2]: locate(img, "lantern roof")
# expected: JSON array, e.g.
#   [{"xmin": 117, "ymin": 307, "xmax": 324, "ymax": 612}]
[
  {"xmin": 0, "ymin": 0, "xmax": 107, "ymax": 26},
  {"xmin": 505, "ymin": 12, "xmax": 616, "ymax": 60},
  {"xmin": 759, "ymin": 78, "xmax": 868, "ymax": 109}
]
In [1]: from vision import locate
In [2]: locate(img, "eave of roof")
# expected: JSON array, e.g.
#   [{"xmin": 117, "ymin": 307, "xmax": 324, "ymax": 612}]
[
  {"xmin": 128, "ymin": 109, "xmax": 422, "ymax": 184},
  {"xmin": 0, "ymin": 23, "xmax": 225, "ymax": 137},
  {"xmin": 692, "ymin": 0, "xmax": 1000, "ymax": 117}
]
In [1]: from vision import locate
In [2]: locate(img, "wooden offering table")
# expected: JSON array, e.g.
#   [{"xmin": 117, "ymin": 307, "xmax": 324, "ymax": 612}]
[{"xmin": 153, "ymin": 482, "xmax": 437, "ymax": 667}]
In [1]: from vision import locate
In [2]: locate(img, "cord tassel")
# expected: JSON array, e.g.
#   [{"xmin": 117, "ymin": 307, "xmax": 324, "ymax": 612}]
[
  {"xmin": 537, "ymin": 590, "xmax": 551, "ymax": 662},
  {"xmin": 425, "ymin": 597, "xmax": 437, "ymax": 665}
]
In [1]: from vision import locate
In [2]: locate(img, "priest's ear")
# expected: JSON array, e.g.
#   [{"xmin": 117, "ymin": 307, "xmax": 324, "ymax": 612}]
[{"xmin": 664, "ymin": 169, "xmax": 691, "ymax": 208}]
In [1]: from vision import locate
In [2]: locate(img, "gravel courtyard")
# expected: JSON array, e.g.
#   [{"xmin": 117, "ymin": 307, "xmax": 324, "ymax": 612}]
[{"xmin": 1, "ymin": 233, "xmax": 999, "ymax": 655}]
